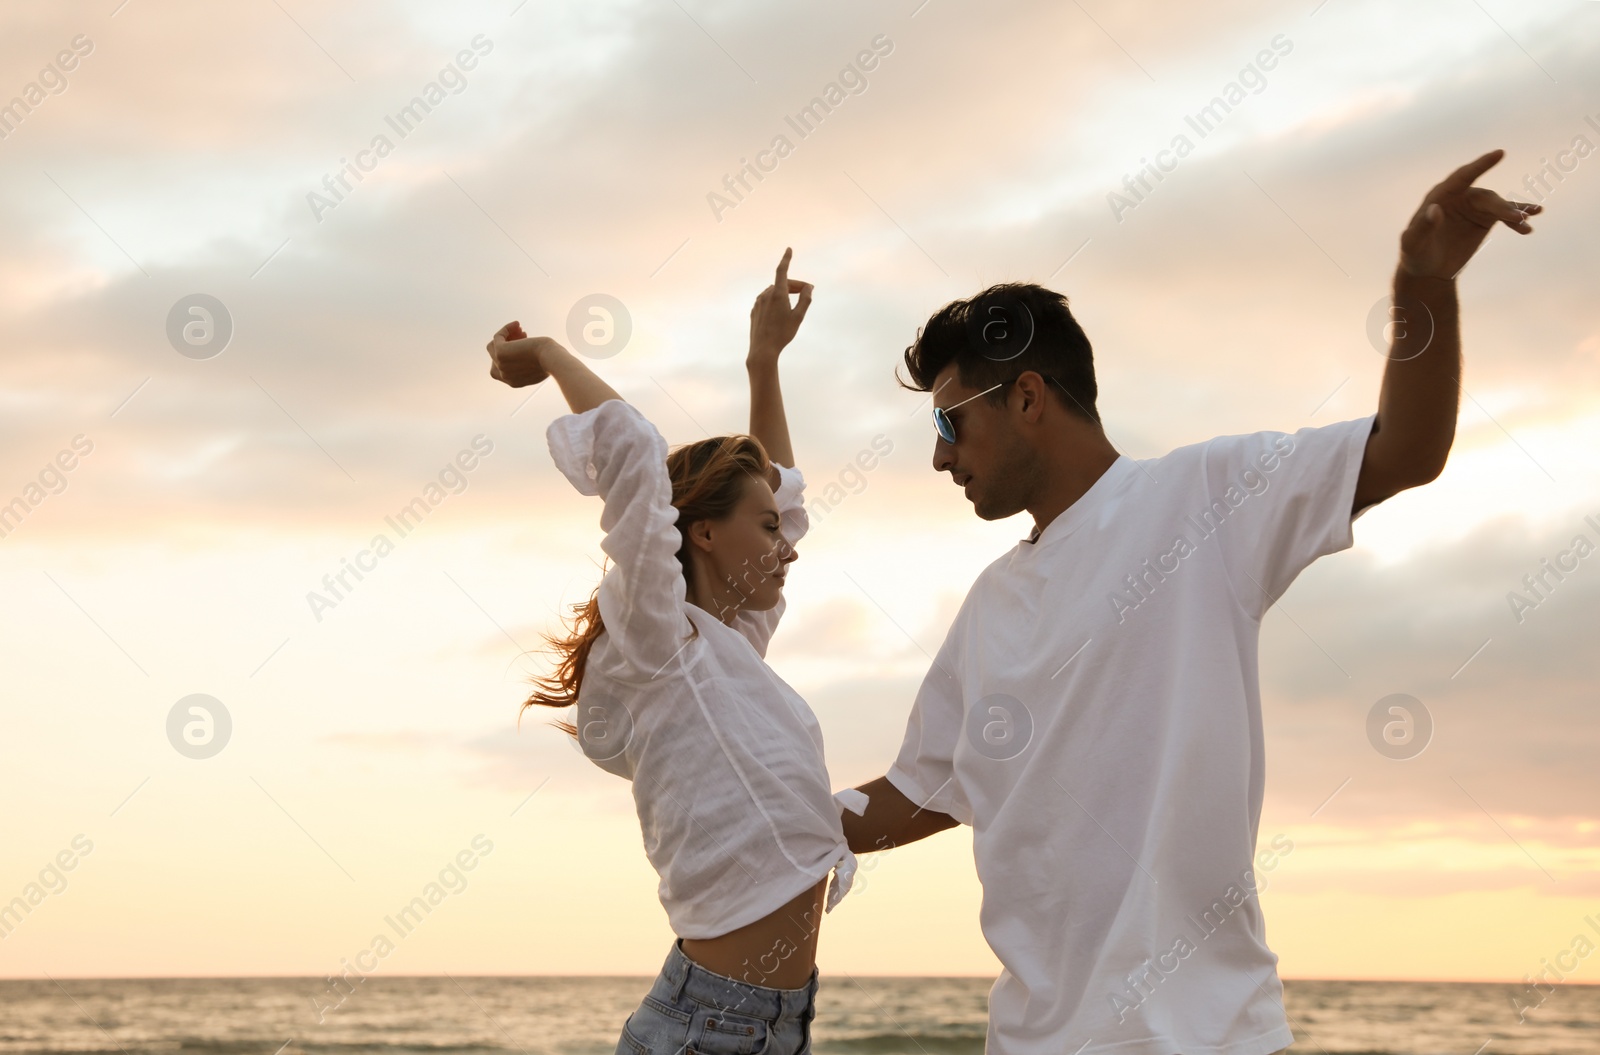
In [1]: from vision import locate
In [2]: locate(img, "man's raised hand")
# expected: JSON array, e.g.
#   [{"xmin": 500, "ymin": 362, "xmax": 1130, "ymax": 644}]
[
  {"xmin": 748, "ymin": 247, "xmax": 814, "ymax": 363},
  {"xmin": 1399, "ymin": 149, "xmax": 1541, "ymax": 280},
  {"xmin": 486, "ymin": 320, "xmax": 555, "ymax": 388}
]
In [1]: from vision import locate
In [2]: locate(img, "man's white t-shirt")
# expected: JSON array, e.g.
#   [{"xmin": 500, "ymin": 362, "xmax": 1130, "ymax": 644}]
[{"xmin": 887, "ymin": 415, "xmax": 1376, "ymax": 1055}]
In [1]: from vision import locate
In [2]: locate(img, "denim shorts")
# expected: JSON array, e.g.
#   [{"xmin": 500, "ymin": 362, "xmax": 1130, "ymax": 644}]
[{"xmin": 615, "ymin": 938, "xmax": 818, "ymax": 1055}]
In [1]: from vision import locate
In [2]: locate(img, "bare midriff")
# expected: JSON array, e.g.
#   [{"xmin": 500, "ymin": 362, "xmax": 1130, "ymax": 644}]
[{"xmin": 678, "ymin": 877, "xmax": 826, "ymax": 990}]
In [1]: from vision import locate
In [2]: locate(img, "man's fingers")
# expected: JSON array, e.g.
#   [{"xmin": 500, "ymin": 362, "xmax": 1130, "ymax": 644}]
[
  {"xmin": 1440, "ymin": 148, "xmax": 1505, "ymax": 194},
  {"xmin": 774, "ymin": 246, "xmax": 792, "ymax": 288},
  {"xmin": 794, "ymin": 285, "xmax": 813, "ymax": 322},
  {"xmin": 1501, "ymin": 200, "xmax": 1539, "ymax": 233},
  {"xmin": 1493, "ymin": 195, "xmax": 1530, "ymax": 222},
  {"xmin": 1465, "ymin": 188, "xmax": 1540, "ymax": 231}
]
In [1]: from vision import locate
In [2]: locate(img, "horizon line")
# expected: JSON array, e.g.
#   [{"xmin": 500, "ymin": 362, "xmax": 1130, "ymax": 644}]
[{"xmin": 0, "ymin": 973, "xmax": 1588, "ymax": 986}]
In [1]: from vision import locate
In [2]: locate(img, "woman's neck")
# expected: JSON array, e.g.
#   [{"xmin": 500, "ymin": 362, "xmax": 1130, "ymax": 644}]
[{"xmin": 686, "ymin": 565, "xmax": 748, "ymax": 626}]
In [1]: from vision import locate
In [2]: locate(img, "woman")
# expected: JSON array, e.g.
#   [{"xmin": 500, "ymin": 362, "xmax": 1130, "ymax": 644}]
[{"xmin": 484, "ymin": 249, "xmax": 855, "ymax": 1055}]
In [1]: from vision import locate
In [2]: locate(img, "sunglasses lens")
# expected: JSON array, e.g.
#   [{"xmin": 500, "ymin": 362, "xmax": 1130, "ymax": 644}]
[{"xmin": 933, "ymin": 408, "xmax": 955, "ymax": 443}]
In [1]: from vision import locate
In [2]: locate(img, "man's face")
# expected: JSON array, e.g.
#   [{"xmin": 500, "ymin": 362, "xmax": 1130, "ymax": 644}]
[{"xmin": 930, "ymin": 364, "xmax": 1033, "ymax": 521}]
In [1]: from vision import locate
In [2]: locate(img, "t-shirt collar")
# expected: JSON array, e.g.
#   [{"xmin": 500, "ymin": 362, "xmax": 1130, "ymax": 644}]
[{"xmin": 1021, "ymin": 454, "xmax": 1137, "ymax": 549}]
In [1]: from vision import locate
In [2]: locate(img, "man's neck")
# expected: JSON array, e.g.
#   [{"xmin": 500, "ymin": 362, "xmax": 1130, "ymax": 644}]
[{"xmin": 1027, "ymin": 445, "xmax": 1122, "ymax": 541}]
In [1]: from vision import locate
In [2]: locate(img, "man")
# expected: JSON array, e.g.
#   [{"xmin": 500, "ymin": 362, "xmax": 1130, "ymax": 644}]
[{"xmin": 838, "ymin": 151, "xmax": 1539, "ymax": 1055}]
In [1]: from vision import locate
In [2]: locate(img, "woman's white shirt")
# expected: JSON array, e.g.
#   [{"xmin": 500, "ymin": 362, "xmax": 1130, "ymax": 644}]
[{"xmin": 546, "ymin": 398, "xmax": 856, "ymax": 939}]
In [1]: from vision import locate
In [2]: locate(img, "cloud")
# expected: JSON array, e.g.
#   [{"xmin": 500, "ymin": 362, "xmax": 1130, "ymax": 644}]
[
  {"xmin": 1256, "ymin": 505, "xmax": 1600, "ymax": 840},
  {"xmin": 3, "ymin": 0, "xmax": 1595, "ymax": 550}
]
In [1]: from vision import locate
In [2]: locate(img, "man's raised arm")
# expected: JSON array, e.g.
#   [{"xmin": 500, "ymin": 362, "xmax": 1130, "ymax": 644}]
[
  {"xmin": 1353, "ymin": 148, "xmax": 1541, "ymax": 513},
  {"xmin": 839, "ymin": 776, "xmax": 958, "ymax": 855}
]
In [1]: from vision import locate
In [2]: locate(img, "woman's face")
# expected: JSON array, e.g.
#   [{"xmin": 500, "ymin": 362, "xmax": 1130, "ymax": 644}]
[{"xmin": 691, "ymin": 474, "xmax": 798, "ymax": 618}]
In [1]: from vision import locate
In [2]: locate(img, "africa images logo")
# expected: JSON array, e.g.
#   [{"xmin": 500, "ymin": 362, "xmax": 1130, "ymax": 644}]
[{"xmin": 965, "ymin": 293, "xmax": 1035, "ymax": 363}]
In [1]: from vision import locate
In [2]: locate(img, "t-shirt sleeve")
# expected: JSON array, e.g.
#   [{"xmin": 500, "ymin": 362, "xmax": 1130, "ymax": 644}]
[
  {"xmin": 729, "ymin": 462, "xmax": 809, "ymax": 658},
  {"xmin": 1204, "ymin": 414, "xmax": 1376, "ymax": 620},
  {"xmin": 886, "ymin": 616, "xmax": 973, "ymax": 827},
  {"xmin": 546, "ymin": 399, "xmax": 693, "ymax": 680}
]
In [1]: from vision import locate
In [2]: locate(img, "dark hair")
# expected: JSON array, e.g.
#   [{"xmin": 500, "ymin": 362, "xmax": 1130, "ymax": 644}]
[
  {"xmin": 896, "ymin": 282, "xmax": 1100, "ymax": 425},
  {"xmin": 520, "ymin": 432, "xmax": 772, "ymax": 736}
]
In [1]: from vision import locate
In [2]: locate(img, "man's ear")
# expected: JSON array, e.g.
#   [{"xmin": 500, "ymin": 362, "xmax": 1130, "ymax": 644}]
[{"xmin": 1017, "ymin": 371, "xmax": 1050, "ymax": 423}]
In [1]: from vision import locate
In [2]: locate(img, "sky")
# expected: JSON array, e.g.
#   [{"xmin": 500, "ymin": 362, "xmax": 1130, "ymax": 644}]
[{"xmin": 1, "ymin": 0, "xmax": 1598, "ymax": 995}]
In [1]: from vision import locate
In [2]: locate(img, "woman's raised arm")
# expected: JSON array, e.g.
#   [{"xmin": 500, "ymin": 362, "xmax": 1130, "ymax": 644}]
[
  {"xmin": 728, "ymin": 251, "xmax": 815, "ymax": 656},
  {"xmin": 486, "ymin": 321, "xmax": 694, "ymax": 681},
  {"xmin": 487, "ymin": 321, "xmax": 620, "ymax": 413},
  {"xmin": 746, "ymin": 247, "xmax": 812, "ymax": 487}
]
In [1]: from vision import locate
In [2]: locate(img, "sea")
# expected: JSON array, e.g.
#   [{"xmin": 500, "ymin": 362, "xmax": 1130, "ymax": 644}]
[{"xmin": 1, "ymin": 976, "xmax": 1595, "ymax": 1055}]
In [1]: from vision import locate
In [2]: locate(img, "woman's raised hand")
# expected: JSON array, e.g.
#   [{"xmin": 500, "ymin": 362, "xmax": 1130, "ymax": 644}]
[
  {"xmin": 489, "ymin": 321, "xmax": 623, "ymax": 413},
  {"xmin": 486, "ymin": 320, "xmax": 555, "ymax": 387},
  {"xmin": 748, "ymin": 247, "xmax": 813, "ymax": 365}
]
